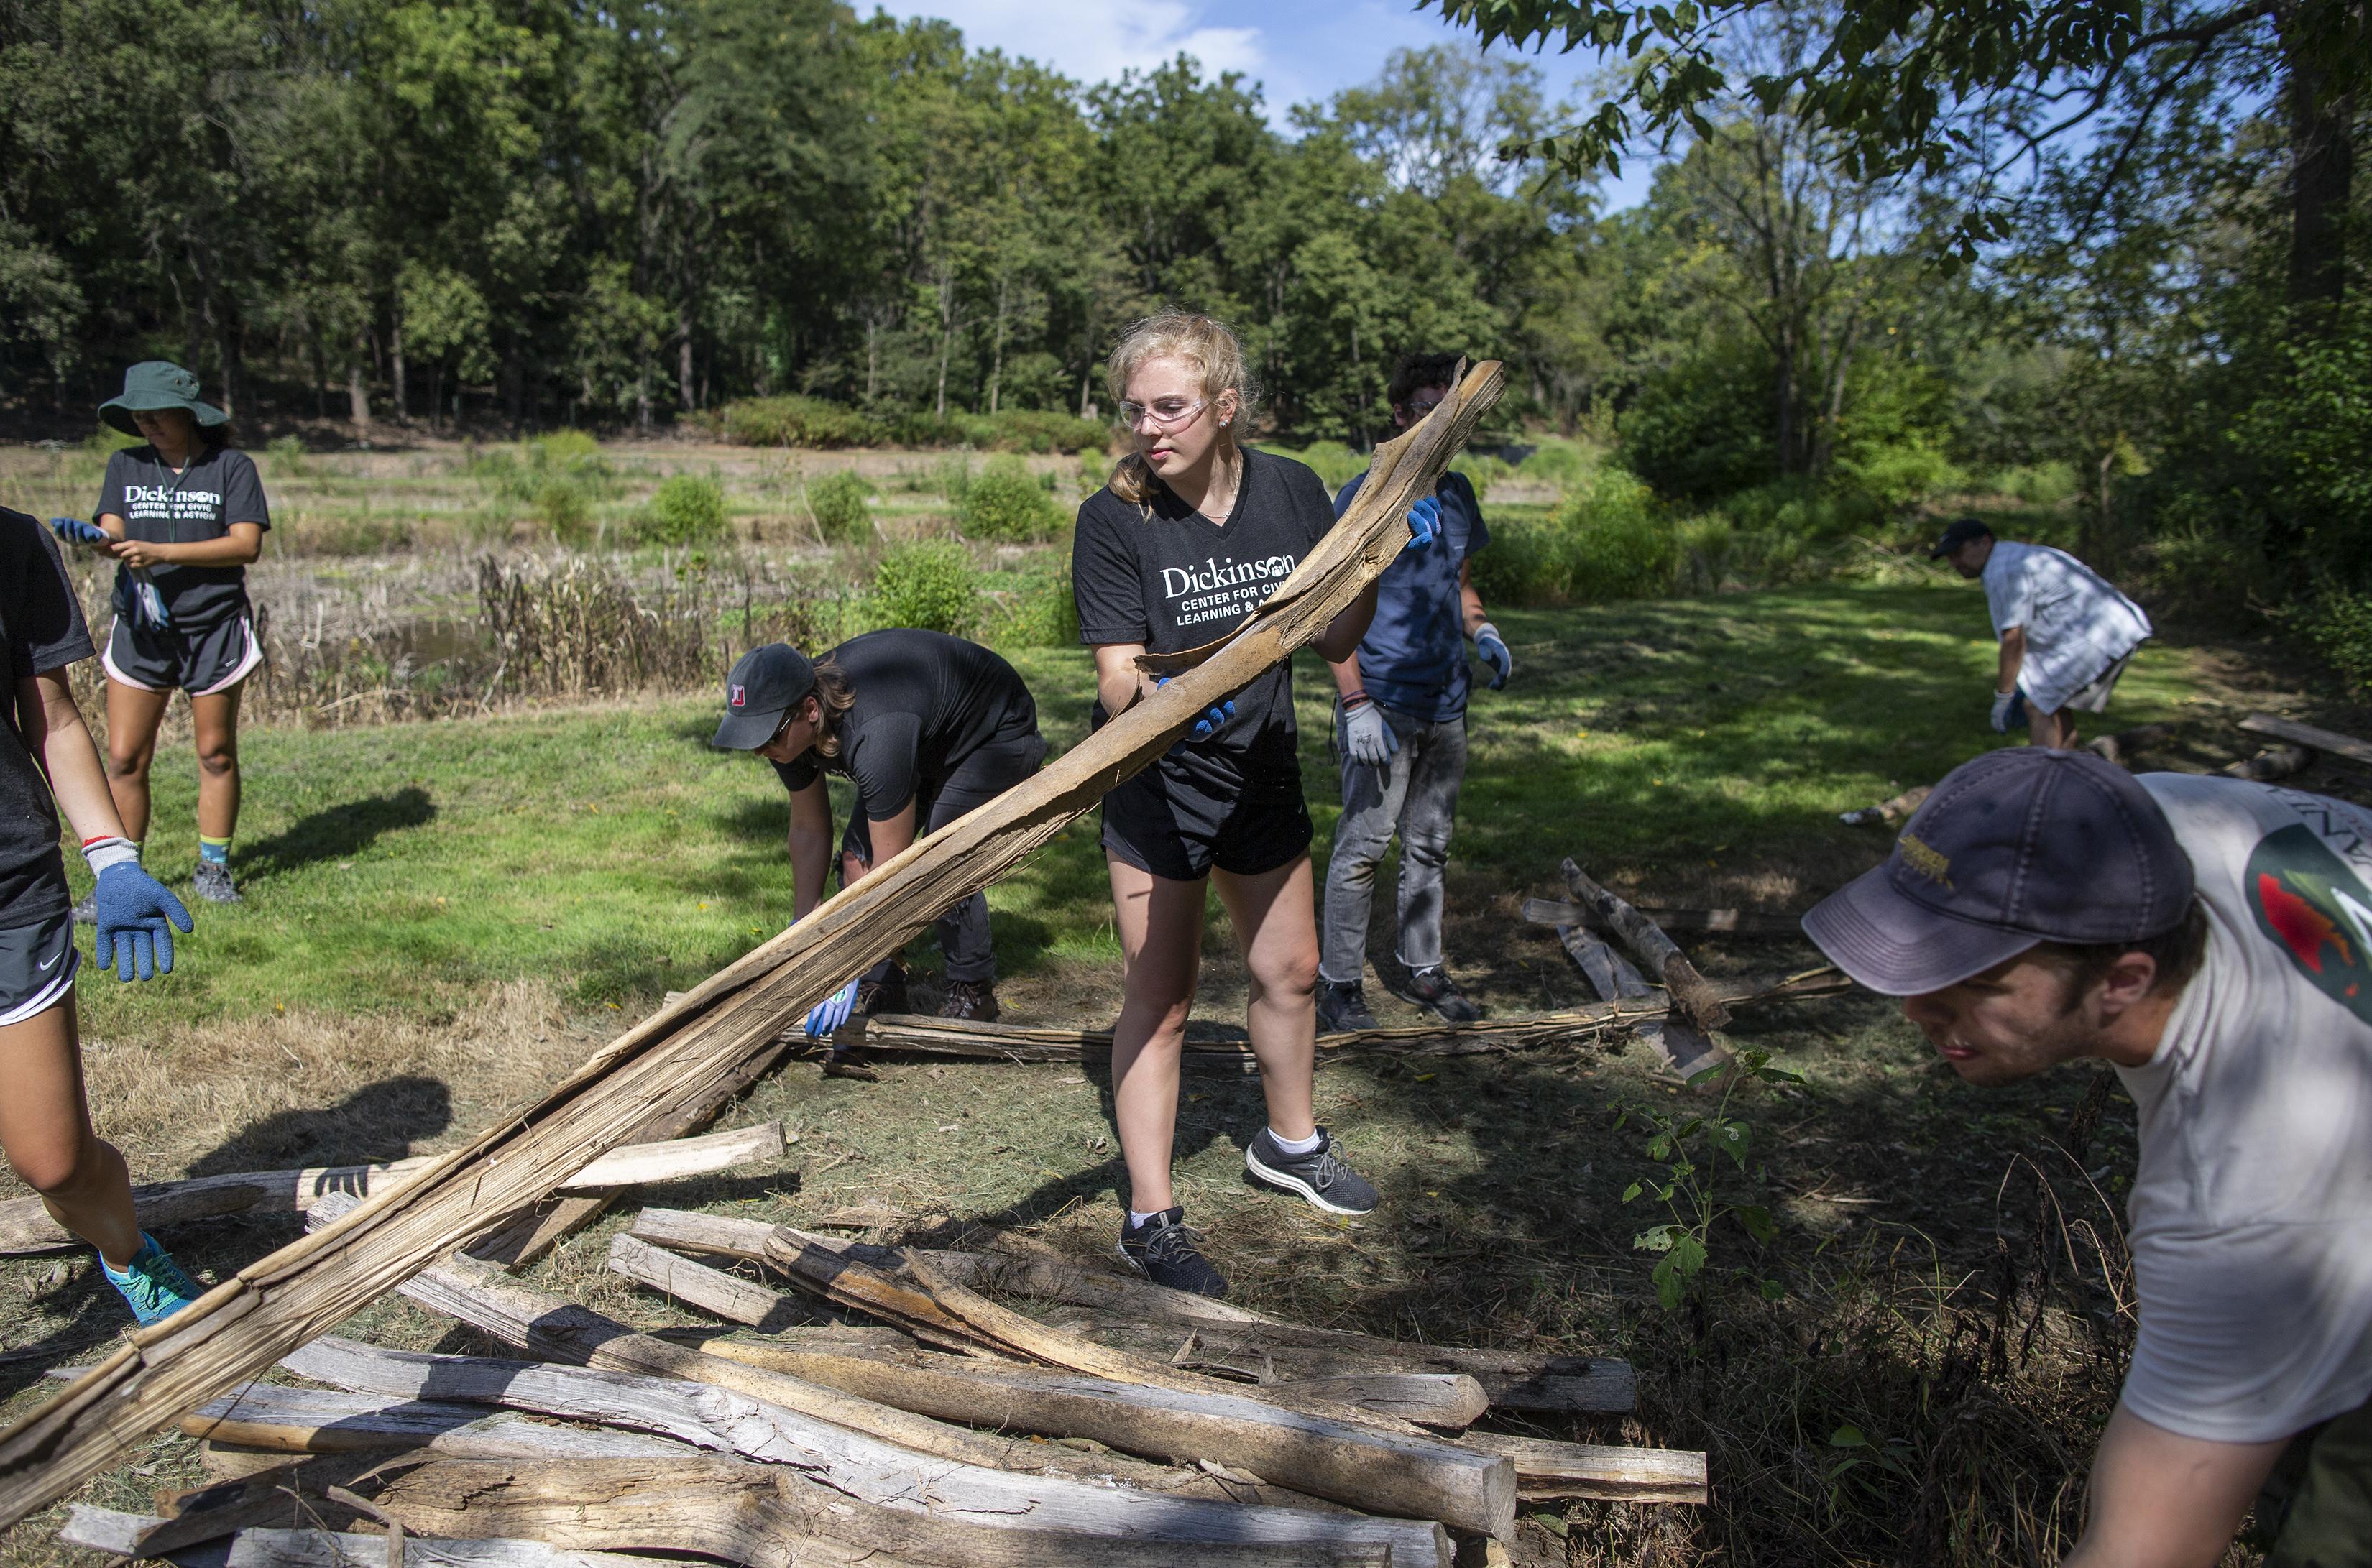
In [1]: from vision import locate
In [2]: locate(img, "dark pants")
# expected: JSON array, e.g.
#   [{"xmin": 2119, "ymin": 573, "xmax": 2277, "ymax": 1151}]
[{"xmin": 842, "ymin": 733, "xmax": 1044, "ymax": 984}]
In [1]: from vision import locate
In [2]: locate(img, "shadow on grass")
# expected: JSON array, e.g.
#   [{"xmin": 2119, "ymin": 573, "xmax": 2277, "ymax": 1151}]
[
  {"xmin": 188, "ymin": 1074, "xmax": 452, "ymax": 1175},
  {"xmin": 236, "ymin": 786, "xmax": 437, "ymax": 880}
]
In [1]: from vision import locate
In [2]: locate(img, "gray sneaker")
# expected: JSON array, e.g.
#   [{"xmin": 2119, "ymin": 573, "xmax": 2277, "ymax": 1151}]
[
  {"xmin": 1315, "ymin": 978, "xmax": 1376, "ymax": 1033},
  {"xmin": 69, "ymin": 888, "xmax": 97, "ymax": 926},
  {"xmin": 192, "ymin": 862, "xmax": 242, "ymax": 905},
  {"xmin": 1244, "ymin": 1127, "xmax": 1378, "ymax": 1217}
]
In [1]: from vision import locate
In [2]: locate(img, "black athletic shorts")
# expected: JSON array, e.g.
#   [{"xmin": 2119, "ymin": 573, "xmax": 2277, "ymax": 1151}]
[
  {"xmin": 104, "ymin": 608, "xmax": 263, "ymax": 696},
  {"xmin": 0, "ymin": 907, "xmax": 78, "ymax": 1026},
  {"xmin": 1100, "ymin": 755, "xmax": 1313, "ymax": 882}
]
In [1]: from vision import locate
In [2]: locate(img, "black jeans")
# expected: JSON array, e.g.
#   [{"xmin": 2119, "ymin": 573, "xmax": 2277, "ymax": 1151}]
[{"xmin": 842, "ymin": 732, "xmax": 1045, "ymax": 984}]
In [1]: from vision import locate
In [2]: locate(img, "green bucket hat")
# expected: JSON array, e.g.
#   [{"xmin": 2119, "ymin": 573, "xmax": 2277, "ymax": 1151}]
[{"xmin": 99, "ymin": 361, "xmax": 227, "ymax": 436}]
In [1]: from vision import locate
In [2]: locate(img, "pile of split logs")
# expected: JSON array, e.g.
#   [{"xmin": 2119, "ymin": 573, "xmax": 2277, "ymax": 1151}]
[{"xmin": 56, "ymin": 1195, "xmax": 1704, "ymax": 1567}]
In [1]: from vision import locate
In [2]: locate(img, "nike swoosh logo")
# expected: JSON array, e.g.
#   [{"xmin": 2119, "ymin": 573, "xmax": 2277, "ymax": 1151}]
[{"xmin": 36, "ymin": 951, "xmax": 60, "ymax": 971}]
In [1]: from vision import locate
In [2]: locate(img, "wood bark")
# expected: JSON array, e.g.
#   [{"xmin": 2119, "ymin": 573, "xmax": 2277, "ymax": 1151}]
[
  {"xmin": 2242, "ymin": 712, "xmax": 2372, "ymax": 767},
  {"xmin": 0, "ymin": 1125, "xmax": 786, "ymax": 1256},
  {"xmin": 281, "ymin": 1339, "xmax": 1451, "ymax": 1565},
  {"xmin": 1558, "ymin": 862, "xmax": 1732, "ymax": 1029},
  {"xmin": 0, "ymin": 361, "xmax": 1508, "ymax": 1531},
  {"xmin": 630, "ymin": 1212, "xmax": 1636, "ymax": 1415},
  {"xmin": 66, "ymin": 1505, "xmax": 672, "ymax": 1568},
  {"xmin": 1457, "ymin": 1431, "xmax": 1706, "ymax": 1503},
  {"xmin": 367, "ymin": 1457, "xmax": 1416, "ymax": 1568}
]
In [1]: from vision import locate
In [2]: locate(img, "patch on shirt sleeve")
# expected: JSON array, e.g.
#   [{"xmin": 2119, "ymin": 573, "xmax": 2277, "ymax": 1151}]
[{"xmin": 2248, "ymin": 823, "xmax": 2372, "ymax": 1023}]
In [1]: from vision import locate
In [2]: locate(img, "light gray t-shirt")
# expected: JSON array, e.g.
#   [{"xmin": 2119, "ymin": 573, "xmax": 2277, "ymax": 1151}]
[
  {"xmin": 1982, "ymin": 541, "xmax": 2151, "ymax": 713},
  {"xmin": 2117, "ymin": 773, "xmax": 2372, "ymax": 1443}
]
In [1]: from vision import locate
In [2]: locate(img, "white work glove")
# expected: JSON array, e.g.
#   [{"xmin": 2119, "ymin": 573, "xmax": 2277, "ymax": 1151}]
[
  {"xmin": 1990, "ymin": 690, "xmax": 2017, "ymax": 734},
  {"xmin": 1342, "ymin": 698, "xmax": 1399, "ymax": 768}
]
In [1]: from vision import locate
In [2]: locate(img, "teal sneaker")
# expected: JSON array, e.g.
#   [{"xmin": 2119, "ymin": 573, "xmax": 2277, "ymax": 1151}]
[{"xmin": 100, "ymin": 1233, "xmax": 202, "ymax": 1326}]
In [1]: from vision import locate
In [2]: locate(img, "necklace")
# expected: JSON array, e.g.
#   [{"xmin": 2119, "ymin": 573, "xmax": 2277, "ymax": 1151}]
[{"xmin": 1195, "ymin": 451, "xmax": 1243, "ymax": 524}]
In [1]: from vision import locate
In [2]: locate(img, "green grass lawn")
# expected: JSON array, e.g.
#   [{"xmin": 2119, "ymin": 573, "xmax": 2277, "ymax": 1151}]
[{"xmin": 71, "ymin": 576, "xmax": 2199, "ymax": 1040}]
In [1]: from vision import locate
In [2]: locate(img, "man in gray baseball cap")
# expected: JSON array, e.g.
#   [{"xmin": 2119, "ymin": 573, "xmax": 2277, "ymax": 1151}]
[{"xmin": 1803, "ymin": 747, "xmax": 2372, "ymax": 1566}]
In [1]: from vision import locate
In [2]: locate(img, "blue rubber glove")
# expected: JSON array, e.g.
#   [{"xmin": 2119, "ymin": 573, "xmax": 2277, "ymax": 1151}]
[
  {"xmin": 1154, "ymin": 675, "xmax": 1233, "ymax": 750},
  {"xmin": 1473, "ymin": 622, "xmax": 1512, "ymax": 690},
  {"xmin": 1404, "ymin": 496, "xmax": 1440, "ymax": 553},
  {"xmin": 93, "ymin": 861, "xmax": 193, "ymax": 983},
  {"xmin": 50, "ymin": 517, "xmax": 110, "ymax": 548},
  {"xmin": 804, "ymin": 977, "xmax": 860, "ymax": 1039}
]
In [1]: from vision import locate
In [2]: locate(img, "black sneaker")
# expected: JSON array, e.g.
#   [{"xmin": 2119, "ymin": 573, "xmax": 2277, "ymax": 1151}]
[
  {"xmin": 69, "ymin": 889, "xmax": 97, "ymax": 926},
  {"xmin": 856, "ymin": 964, "xmax": 909, "ymax": 1016},
  {"xmin": 192, "ymin": 862, "xmax": 242, "ymax": 905},
  {"xmin": 1244, "ymin": 1127, "xmax": 1379, "ymax": 1217},
  {"xmin": 1116, "ymin": 1207, "xmax": 1228, "ymax": 1297},
  {"xmin": 939, "ymin": 979, "xmax": 999, "ymax": 1022},
  {"xmin": 1315, "ymin": 977, "xmax": 1376, "ymax": 1033},
  {"xmin": 1388, "ymin": 962, "xmax": 1480, "ymax": 1023}
]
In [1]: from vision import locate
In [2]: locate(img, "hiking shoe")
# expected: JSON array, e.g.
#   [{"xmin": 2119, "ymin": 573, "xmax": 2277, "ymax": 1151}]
[
  {"xmin": 70, "ymin": 889, "xmax": 97, "ymax": 926},
  {"xmin": 1389, "ymin": 962, "xmax": 1480, "ymax": 1024},
  {"xmin": 1315, "ymin": 977, "xmax": 1376, "ymax": 1033},
  {"xmin": 1116, "ymin": 1207, "xmax": 1228, "ymax": 1297},
  {"xmin": 939, "ymin": 979, "xmax": 999, "ymax": 1023},
  {"xmin": 857, "ymin": 964, "xmax": 909, "ymax": 1016},
  {"xmin": 1244, "ymin": 1127, "xmax": 1379, "ymax": 1217},
  {"xmin": 101, "ymin": 1233, "xmax": 202, "ymax": 1327},
  {"xmin": 192, "ymin": 862, "xmax": 242, "ymax": 905}
]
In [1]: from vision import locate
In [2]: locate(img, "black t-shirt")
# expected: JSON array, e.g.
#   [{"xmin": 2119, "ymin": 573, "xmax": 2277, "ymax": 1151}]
[
  {"xmin": 1, "ymin": 509, "xmax": 97, "ymax": 922},
  {"xmin": 771, "ymin": 629, "xmax": 1038, "ymax": 819},
  {"xmin": 98, "ymin": 442, "xmax": 270, "ymax": 629},
  {"xmin": 1071, "ymin": 447, "xmax": 1337, "ymax": 780}
]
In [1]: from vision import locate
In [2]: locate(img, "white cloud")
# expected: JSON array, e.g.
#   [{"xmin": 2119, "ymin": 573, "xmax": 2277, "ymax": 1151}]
[{"xmin": 875, "ymin": 0, "xmax": 1265, "ymax": 90}]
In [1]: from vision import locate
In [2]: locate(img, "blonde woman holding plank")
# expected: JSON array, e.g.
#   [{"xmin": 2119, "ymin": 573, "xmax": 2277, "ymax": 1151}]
[
  {"xmin": 1070, "ymin": 312, "xmax": 1440, "ymax": 1296},
  {"xmin": 2, "ymin": 507, "xmax": 201, "ymax": 1324}
]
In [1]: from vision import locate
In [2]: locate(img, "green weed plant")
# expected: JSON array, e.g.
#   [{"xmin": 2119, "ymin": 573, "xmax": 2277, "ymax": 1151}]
[
  {"xmin": 644, "ymin": 474, "xmax": 729, "ymax": 545},
  {"xmin": 873, "ymin": 539, "xmax": 976, "ymax": 634},
  {"xmin": 957, "ymin": 455, "xmax": 1062, "ymax": 542},
  {"xmin": 804, "ymin": 469, "xmax": 877, "ymax": 545},
  {"xmin": 1619, "ymin": 1046, "xmax": 1803, "ymax": 1310}
]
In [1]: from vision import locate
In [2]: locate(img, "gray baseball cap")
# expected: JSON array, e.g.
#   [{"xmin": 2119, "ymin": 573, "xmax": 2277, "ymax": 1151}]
[
  {"xmin": 711, "ymin": 643, "xmax": 817, "ymax": 750},
  {"xmin": 1803, "ymin": 748, "xmax": 2194, "ymax": 995}
]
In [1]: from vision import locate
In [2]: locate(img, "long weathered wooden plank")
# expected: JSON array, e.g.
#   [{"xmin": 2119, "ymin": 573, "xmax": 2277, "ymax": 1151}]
[
  {"xmin": 0, "ymin": 362, "xmax": 1509, "ymax": 1527},
  {"xmin": 176, "ymin": 1385, "xmax": 686, "ymax": 1463},
  {"xmin": 1458, "ymin": 1431, "xmax": 1707, "ymax": 1503},
  {"xmin": 2240, "ymin": 711, "xmax": 2372, "ymax": 767},
  {"xmin": 63, "ymin": 1506, "xmax": 678, "ymax": 1568},
  {"xmin": 0, "ymin": 1124, "xmax": 788, "ymax": 1256},
  {"xmin": 368, "ymin": 1457, "xmax": 1409, "ymax": 1568}
]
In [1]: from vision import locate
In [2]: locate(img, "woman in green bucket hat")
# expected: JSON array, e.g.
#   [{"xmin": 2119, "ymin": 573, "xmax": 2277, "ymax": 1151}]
[{"xmin": 51, "ymin": 361, "xmax": 272, "ymax": 910}]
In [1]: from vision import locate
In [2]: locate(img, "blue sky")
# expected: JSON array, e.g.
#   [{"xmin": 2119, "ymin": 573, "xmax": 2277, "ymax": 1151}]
[{"xmin": 860, "ymin": 0, "xmax": 1663, "ymax": 210}]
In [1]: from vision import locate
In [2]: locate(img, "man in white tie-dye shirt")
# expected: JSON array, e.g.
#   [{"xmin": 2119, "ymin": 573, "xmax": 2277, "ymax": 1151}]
[{"xmin": 1932, "ymin": 517, "xmax": 2153, "ymax": 749}]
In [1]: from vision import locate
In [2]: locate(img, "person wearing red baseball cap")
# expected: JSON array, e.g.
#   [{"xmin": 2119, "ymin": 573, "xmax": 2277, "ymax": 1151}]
[{"xmin": 1803, "ymin": 747, "xmax": 2372, "ymax": 1566}]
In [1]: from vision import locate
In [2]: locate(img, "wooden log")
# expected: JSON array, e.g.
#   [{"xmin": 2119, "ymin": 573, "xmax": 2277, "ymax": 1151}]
[
  {"xmin": 1520, "ymin": 900, "xmax": 1804, "ymax": 939},
  {"xmin": 178, "ymin": 1384, "xmax": 684, "ymax": 1462},
  {"xmin": 65, "ymin": 1505, "xmax": 674, "ymax": 1568},
  {"xmin": 0, "ymin": 359, "xmax": 1508, "ymax": 1529},
  {"xmin": 1558, "ymin": 862, "xmax": 1731, "ymax": 1030},
  {"xmin": 0, "ymin": 1123, "xmax": 789, "ymax": 1256},
  {"xmin": 366, "ymin": 1457, "xmax": 1411, "ymax": 1568},
  {"xmin": 633, "ymin": 1206, "xmax": 1282, "ymax": 1324},
  {"xmin": 283, "ymin": 1340, "xmax": 1450, "ymax": 1566},
  {"xmin": 853, "ymin": 1005, "xmax": 1663, "ymax": 1062},
  {"xmin": 2241, "ymin": 712, "xmax": 2372, "ymax": 767},
  {"xmin": 1456, "ymin": 1432, "xmax": 1706, "ymax": 1503},
  {"xmin": 758, "ymin": 1231, "xmax": 1514, "ymax": 1536},
  {"xmin": 629, "ymin": 1209, "xmax": 1637, "ymax": 1413},
  {"xmin": 2222, "ymin": 742, "xmax": 2317, "ymax": 781},
  {"xmin": 615, "ymin": 1234, "xmax": 1491, "ymax": 1459}
]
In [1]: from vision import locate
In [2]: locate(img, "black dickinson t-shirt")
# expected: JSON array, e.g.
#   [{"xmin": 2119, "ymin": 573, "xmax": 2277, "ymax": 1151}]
[
  {"xmin": 97, "ymin": 443, "xmax": 270, "ymax": 629},
  {"xmin": 1, "ymin": 509, "xmax": 97, "ymax": 923},
  {"xmin": 1072, "ymin": 447, "xmax": 1337, "ymax": 781},
  {"xmin": 771, "ymin": 629, "xmax": 1038, "ymax": 820}
]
